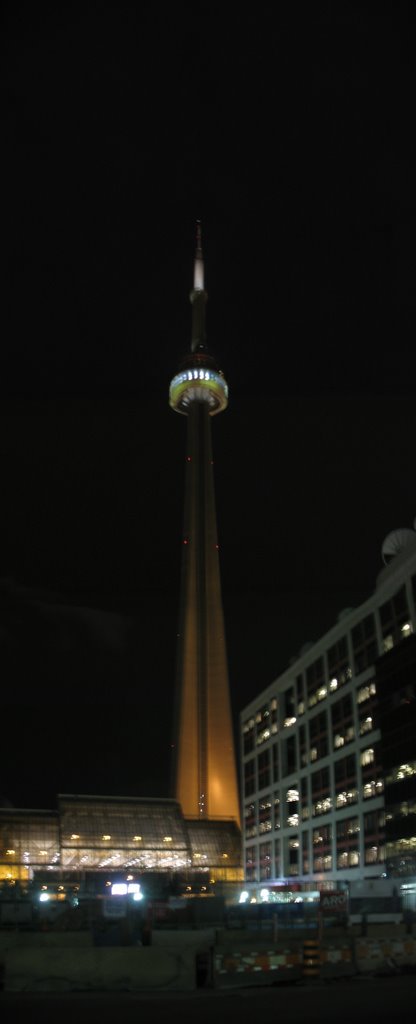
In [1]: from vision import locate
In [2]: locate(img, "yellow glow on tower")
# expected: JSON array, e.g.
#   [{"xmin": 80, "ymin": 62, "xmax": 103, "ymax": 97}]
[{"xmin": 170, "ymin": 227, "xmax": 241, "ymax": 828}]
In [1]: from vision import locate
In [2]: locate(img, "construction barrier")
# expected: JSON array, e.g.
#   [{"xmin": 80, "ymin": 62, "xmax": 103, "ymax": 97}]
[
  {"xmin": 320, "ymin": 943, "xmax": 354, "ymax": 978},
  {"xmin": 302, "ymin": 938, "xmax": 321, "ymax": 978},
  {"xmin": 214, "ymin": 948, "xmax": 302, "ymax": 987},
  {"xmin": 355, "ymin": 937, "xmax": 416, "ymax": 974}
]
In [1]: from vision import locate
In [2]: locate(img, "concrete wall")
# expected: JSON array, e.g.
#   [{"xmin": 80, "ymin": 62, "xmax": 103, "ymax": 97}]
[
  {"xmin": 3, "ymin": 946, "xmax": 197, "ymax": 992},
  {"xmin": 1, "ymin": 926, "xmax": 415, "ymax": 992}
]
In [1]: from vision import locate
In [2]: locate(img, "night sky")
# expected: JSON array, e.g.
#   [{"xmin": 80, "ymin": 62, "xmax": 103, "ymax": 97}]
[{"xmin": 1, "ymin": 5, "xmax": 415, "ymax": 810}]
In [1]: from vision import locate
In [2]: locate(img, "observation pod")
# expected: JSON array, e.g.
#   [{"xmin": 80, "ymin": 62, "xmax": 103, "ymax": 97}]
[{"xmin": 169, "ymin": 357, "xmax": 228, "ymax": 416}]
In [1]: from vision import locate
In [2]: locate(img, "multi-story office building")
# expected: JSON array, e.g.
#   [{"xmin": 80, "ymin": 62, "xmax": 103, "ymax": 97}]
[{"xmin": 240, "ymin": 526, "xmax": 416, "ymax": 892}]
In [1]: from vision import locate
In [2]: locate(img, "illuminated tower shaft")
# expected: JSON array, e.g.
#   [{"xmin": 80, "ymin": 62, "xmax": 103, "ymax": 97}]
[{"xmin": 170, "ymin": 229, "xmax": 240, "ymax": 824}]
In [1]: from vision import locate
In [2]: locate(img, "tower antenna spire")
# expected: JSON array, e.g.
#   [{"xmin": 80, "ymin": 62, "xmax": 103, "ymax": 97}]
[
  {"xmin": 191, "ymin": 219, "xmax": 206, "ymax": 350},
  {"xmin": 193, "ymin": 218, "xmax": 204, "ymax": 292}
]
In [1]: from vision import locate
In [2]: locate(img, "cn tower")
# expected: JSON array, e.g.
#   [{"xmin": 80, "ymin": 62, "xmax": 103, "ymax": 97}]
[{"xmin": 170, "ymin": 225, "xmax": 241, "ymax": 827}]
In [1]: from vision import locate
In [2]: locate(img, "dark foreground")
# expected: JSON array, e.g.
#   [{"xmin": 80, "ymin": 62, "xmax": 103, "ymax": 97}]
[{"xmin": 2, "ymin": 976, "xmax": 416, "ymax": 1024}]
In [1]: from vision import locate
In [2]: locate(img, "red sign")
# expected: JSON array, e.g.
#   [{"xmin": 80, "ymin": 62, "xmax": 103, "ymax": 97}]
[{"xmin": 320, "ymin": 891, "xmax": 348, "ymax": 914}]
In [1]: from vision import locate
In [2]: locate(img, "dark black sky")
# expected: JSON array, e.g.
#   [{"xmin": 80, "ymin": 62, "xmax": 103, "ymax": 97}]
[{"xmin": 1, "ymin": 4, "xmax": 415, "ymax": 809}]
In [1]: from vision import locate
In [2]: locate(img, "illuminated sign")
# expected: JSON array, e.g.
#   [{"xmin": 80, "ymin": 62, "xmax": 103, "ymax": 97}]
[{"xmin": 319, "ymin": 891, "xmax": 348, "ymax": 913}]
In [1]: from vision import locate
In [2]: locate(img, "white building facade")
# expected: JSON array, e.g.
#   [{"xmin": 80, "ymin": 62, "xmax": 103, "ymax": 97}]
[{"xmin": 240, "ymin": 530, "xmax": 416, "ymax": 890}]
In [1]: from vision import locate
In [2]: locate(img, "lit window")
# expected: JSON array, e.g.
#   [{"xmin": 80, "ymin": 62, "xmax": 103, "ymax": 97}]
[
  {"xmin": 133, "ymin": 836, "xmax": 142, "ymax": 841},
  {"xmin": 287, "ymin": 789, "xmax": 299, "ymax": 802},
  {"xmin": 401, "ymin": 622, "xmax": 413, "ymax": 636},
  {"xmin": 382, "ymin": 634, "xmax": 394, "ymax": 653},
  {"xmin": 6, "ymin": 849, "xmax": 15, "ymax": 855},
  {"xmin": 102, "ymin": 835, "xmax": 111, "ymax": 841},
  {"xmin": 314, "ymin": 797, "xmax": 332, "ymax": 814},
  {"xmin": 71, "ymin": 834, "xmax": 80, "ymax": 840},
  {"xmin": 365, "ymin": 846, "xmax": 379, "ymax": 864},
  {"xmin": 163, "ymin": 836, "xmax": 173, "ymax": 843},
  {"xmin": 361, "ymin": 748, "xmax": 375, "ymax": 766},
  {"xmin": 387, "ymin": 762, "xmax": 416, "ymax": 782},
  {"xmin": 360, "ymin": 717, "xmax": 373, "ymax": 735},
  {"xmin": 336, "ymin": 790, "xmax": 358, "ymax": 808}
]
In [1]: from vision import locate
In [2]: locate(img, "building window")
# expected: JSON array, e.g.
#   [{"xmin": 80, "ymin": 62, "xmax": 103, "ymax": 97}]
[
  {"xmin": 301, "ymin": 776, "xmax": 309, "ymax": 821},
  {"xmin": 363, "ymin": 780, "xmax": 384, "ymax": 799},
  {"xmin": 364, "ymin": 809, "xmax": 385, "ymax": 865},
  {"xmin": 270, "ymin": 698, "xmax": 279, "ymax": 734},
  {"xmin": 243, "ymin": 717, "xmax": 255, "ymax": 755},
  {"xmin": 311, "ymin": 767, "xmax": 331, "ymax": 816},
  {"xmin": 385, "ymin": 762, "xmax": 416, "ymax": 785},
  {"xmin": 379, "ymin": 586, "xmax": 411, "ymax": 651},
  {"xmin": 296, "ymin": 674, "xmax": 305, "ymax": 716},
  {"xmin": 244, "ymin": 759, "xmax": 256, "ymax": 798},
  {"xmin": 309, "ymin": 711, "xmax": 328, "ymax": 761},
  {"xmin": 337, "ymin": 849, "xmax": 360, "ymax": 868},
  {"xmin": 244, "ymin": 802, "xmax": 257, "ymax": 839},
  {"xmin": 360, "ymin": 742, "xmax": 383, "ymax": 799},
  {"xmin": 359, "ymin": 714, "xmax": 374, "ymax": 736},
  {"xmin": 288, "ymin": 836, "xmax": 299, "ymax": 876},
  {"xmin": 245, "ymin": 845, "xmax": 257, "ymax": 882},
  {"xmin": 282, "ymin": 734, "xmax": 297, "ymax": 777},
  {"xmin": 256, "ymin": 705, "xmax": 271, "ymax": 746},
  {"xmin": 335, "ymin": 754, "xmax": 358, "ymax": 808},
  {"xmin": 327, "ymin": 636, "xmax": 351, "ymax": 691},
  {"xmin": 300, "ymin": 725, "xmax": 308, "ymax": 767},
  {"xmin": 302, "ymin": 830, "xmax": 310, "ymax": 874},
  {"xmin": 313, "ymin": 823, "xmax": 332, "ymax": 872},
  {"xmin": 357, "ymin": 679, "xmax": 378, "ymax": 733},
  {"xmin": 272, "ymin": 743, "xmax": 279, "ymax": 783},
  {"xmin": 385, "ymin": 801, "xmax": 416, "ymax": 822},
  {"xmin": 284, "ymin": 687, "xmax": 296, "ymax": 726},
  {"xmin": 360, "ymin": 748, "xmax": 375, "ymax": 767},
  {"xmin": 259, "ymin": 796, "xmax": 272, "ymax": 834},
  {"xmin": 286, "ymin": 786, "xmax": 299, "ymax": 827},
  {"xmin": 259, "ymin": 841, "xmax": 272, "ymax": 880},
  {"xmin": 258, "ymin": 749, "xmax": 271, "ymax": 791},
  {"xmin": 386, "ymin": 837, "xmax": 416, "ymax": 876},
  {"xmin": 306, "ymin": 657, "xmax": 326, "ymax": 708},
  {"xmin": 331, "ymin": 694, "xmax": 354, "ymax": 750},
  {"xmin": 273, "ymin": 793, "xmax": 280, "ymax": 830},
  {"xmin": 274, "ymin": 838, "xmax": 281, "ymax": 877},
  {"xmin": 336, "ymin": 817, "xmax": 360, "ymax": 869},
  {"xmin": 352, "ymin": 614, "xmax": 378, "ymax": 675},
  {"xmin": 357, "ymin": 681, "xmax": 377, "ymax": 704}
]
